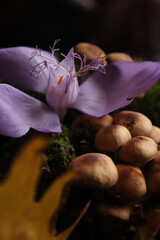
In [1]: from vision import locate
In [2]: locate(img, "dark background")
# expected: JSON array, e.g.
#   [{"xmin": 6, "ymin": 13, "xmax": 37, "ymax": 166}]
[{"xmin": 1, "ymin": 0, "xmax": 160, "ymax": 60}]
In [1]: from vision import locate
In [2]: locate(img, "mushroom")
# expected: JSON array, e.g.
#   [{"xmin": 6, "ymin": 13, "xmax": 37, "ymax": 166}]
[
  {"xmin": 108, "ymin": 164, "xmax": 147, "ymax": 203},
  {"xmin": 67, "ymin": 153, "xmax": 118, "ymax": 189},
  {"xmin": 74, "ymin": 42, "xmax": 107, "ymax": 64},
  {"xmin": 150, "ymin": 125, "xmax": 160, "ymax": 144},
  {"xmin": 113, "ymin": 111, "xmax": 153, "ymax": 137},
  {"xmin": 135, "ymin": 93, "xmax": 145, "ymax": 100},
  {"xmin": 134, "ymin": 199, "xmax": 160, "ymax": 240},
  {"xmin": 119, "ymin": 136, "xmax": 157, "ymax": 167},
  {"xmin": 107, "ymin": 52, "xmax": 133, "ymax": 63},
  {"xmin": 70, "ymin": 114, "xmax": 113, "ymax": 132},
  {"xmin": 144, "ymin": 151, "xmax": 160, "ymax": 196},
  {"xmin": 95, "ymin": 124, "xmax": 131, "ymax": 152},
  {"xmin": 134, "ymin": 210, "xmax": 160, "ymax": 240},
  {"xmin": 96, "ymin": 198, "xmax": 131, "ymax": 231}
]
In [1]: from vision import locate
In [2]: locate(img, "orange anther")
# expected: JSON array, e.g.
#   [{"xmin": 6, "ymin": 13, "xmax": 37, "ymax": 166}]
[{"xmin": 57, "ymin": 76, "xmax": 64, "ymax": 85}]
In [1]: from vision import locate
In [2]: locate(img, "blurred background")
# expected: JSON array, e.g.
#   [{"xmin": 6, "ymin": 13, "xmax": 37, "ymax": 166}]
[{"xmin": 1, "ymin": 0, "xmax": 160, "ymax": 60}]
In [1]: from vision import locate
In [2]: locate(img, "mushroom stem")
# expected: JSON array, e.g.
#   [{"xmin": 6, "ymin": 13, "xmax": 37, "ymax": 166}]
[{"xmin": 134, "ymin": 209, "xmax": 160, "ymax": 240}]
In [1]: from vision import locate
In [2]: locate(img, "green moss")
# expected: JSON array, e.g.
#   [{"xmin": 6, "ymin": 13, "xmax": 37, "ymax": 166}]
[
  {"xmin": 0, "ymin": 78, "xmax": 5, "ymax": 83},
  {"xmin": 133, "ymin": 56, "xmax": 143, "ymax": 62},
  {"xmin": 0, "ymin": 125, "xmax": 77, "ymax": 180},
  {"xmin": 45, "ymin": 125, "xmax": 76, "ymax": 176}
]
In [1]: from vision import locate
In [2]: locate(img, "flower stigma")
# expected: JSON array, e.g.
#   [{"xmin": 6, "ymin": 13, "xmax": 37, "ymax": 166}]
[
  {"xmin": 30, "ymin": 39, "xmax": 107, "ymax": 81},
  {"xmin": 30, "ymin": 40, "xmax": 107, "ymax": 119}
]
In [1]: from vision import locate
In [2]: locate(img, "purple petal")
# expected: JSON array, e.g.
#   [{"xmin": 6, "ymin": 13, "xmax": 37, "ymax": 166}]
[
  {"xmin": 46, "ymin": 72, "xmax": 79, "ymax": 118},
  {"xmin": 0, "ymin": 47, "xmax": 55, "ymax": 94},
  {"xmin": 0, "ymin": 84, "xmax": 61, "ymax": 137},
  {"xmin": 71, "ymin": 61, "xmax": 160, "ymax": 117},
  {"xmin": 60, "ymin": 48, "xmax": 75, "ymax": 73},
  {"xmin": 48, "ymin": 48, "xmax": 76, "ymax": 87}
]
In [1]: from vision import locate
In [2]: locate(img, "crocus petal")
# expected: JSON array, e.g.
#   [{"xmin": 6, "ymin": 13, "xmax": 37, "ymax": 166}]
[
  {"xmin": 0, "ymin": 47, "xmax": 56, "ymax": 94},
  {"xmin": 46, "ymin": 72, "xmax": 79, "ymax": 118},
  {"xmin": 0, "ymin": 84, "xmax": 61, "ymax": 137},
  {"xmin": 60, "ymin": 48, "xmax": 75, "ymax": 73},
  {"xmin": 48, "ymin": 48, "xmax": 76, "ymax": 88},
  {"xmin": 71, "ymin": 61, "xmax": 160, "ymax": 117}
]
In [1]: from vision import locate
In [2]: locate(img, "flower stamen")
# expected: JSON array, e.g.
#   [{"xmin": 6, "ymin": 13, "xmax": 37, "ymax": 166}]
[
  {"xmin": 49, "ymin": 39, "xmax": 60, "ymax": 56},
  {"xmin": 72, "ymin": 52, "xmax": 107, "ymax": 78},
  {"xmin": 30, "ymin": 41, "xmax": 68, "ymax": 78},
  {"xmin": 30, "ymin": 40, "xmax": 107, "ymax": 79},
  {"xmin": 57, "ymin": 75, "xmax": 64, "ymax": 85}
]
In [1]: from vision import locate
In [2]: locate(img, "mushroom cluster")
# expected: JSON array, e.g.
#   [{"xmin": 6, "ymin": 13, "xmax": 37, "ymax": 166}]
[{"xmin": 67, "ymin": 110, "xmax": 160, "ymax": 240}]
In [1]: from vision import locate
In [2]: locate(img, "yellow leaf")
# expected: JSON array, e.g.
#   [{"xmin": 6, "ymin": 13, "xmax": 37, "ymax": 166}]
[
  {"xmin": 0, "ymin": 135, "xmax": 80, "ymax": 240},
  {"xmin": 35, "ymin": 171, "xmax": 76, "ymax": 240},
  {"xmin": 55, "ymin": 201, "xmax": 91, "ymax": 240},
  {"xmin": 38, "ymin": 171, "xmax": 76, "ymax": 219},
  {"xmin": 0, "ymin": 136, "xmax": 47, "ymax": 230},
  {"xmin": 3, "ymin": 136, "xmax": 47, "ymax": 207}
]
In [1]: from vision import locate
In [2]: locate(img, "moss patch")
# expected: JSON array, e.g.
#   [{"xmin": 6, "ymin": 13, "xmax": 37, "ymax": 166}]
[{"xmin": 45, "ymin": 125, "xmax": 76, "ymax": 177}]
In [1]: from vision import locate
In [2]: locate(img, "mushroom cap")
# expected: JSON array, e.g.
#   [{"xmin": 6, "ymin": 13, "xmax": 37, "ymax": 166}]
[
  {"xmin": 150, "ymin": 126, "xmax": 160, "ymax": 144},
  {"xmin": 67, "ymin": 153, "xmax": 118, "ymax": 189},
  {"xmin": 96, "ymin": 198, "xmax": 131, "ymax": 231},
  {"xmin": 70, "ymin": 114, "xmax": 113, "ymax": 132},
  {"xmin": 95, "ymin": 124, "xmax": 131, "ymax": 152},
  {"xmin": 119, "ymin": 136, "xmax": 157, "ymax": 167},
  {"xmin": 74, "ymin": 42, "xmax": 107, "ymax": 64},
  {"xmin": 113, "ymin": 111, "xmax": 153, "ymax": 137},
  {"xmin": 108, "ymin": 164, "xmax": 147, "ymax": 203},
  {"xmin": 135, "ymin": 93, "xmax": 145, "ymax": 99},
  {"xmin": 144, "ymin": 151, "xmax": 160, "ymax": 196},
  {"xmin": 97, "ymin": 199, "xmax": 131, "ymax": 221},
  {"xmin": 107, "ymin": 52, "xmax": 133, "ymax": 63}
]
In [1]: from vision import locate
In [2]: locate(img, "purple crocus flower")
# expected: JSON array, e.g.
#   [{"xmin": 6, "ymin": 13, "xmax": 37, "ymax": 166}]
[{"xmin": 0, "ymin": 41, "xmax": 160, "ymax": 137}]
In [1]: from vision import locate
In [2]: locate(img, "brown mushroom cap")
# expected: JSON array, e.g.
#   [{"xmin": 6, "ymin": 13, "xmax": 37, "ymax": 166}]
[
  {"xmin": 135, "ymin": 93, "xmax": 145, "ymax": 99},
  {"xmin": 107, "ymin": 52, "xmax": 133, "ymax": 63},
  {"xmin": 150, "ymin": 126, "xmax": 160, "ymax": 144},
  {"xmin": 97, "ymin": 199, "xmax": 131, "ymax": 222},
  {"xmin": 96, "ymin": 198, "xmax": 131, "ymax": 231},
  {"xmin": 108, "ymin": 164, "xmax": 147, "ymax": 203},
  {"xmin": 119, "ymin": 136, "xmax": 157, "ymax": 167},
  {"xmin": 67, "ymin": 153, "xmax": 118, "ymax": 189},
  {"xmin": 74, "ymin": 42, "xmax": 107, "ymax": 64},
  {"xmin": 113, "ymin": 111, "xmax": 153, "ymax": 137},
  {"xmin": 95, "ymin": 124, "xmax": 131, "ymax": 152},
  {"xmin": 144, "ymin": 151, "xmax": 160, "ymax": 196},
  {"xmin": 70, "ymin": 114, "xmax": 113, "ymax": 132}
]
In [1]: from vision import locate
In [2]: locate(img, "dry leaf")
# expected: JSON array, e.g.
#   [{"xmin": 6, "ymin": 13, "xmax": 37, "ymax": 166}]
[{"xmin": 0, "ymin": 136, "xmax": 90, "ymax": 240}]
